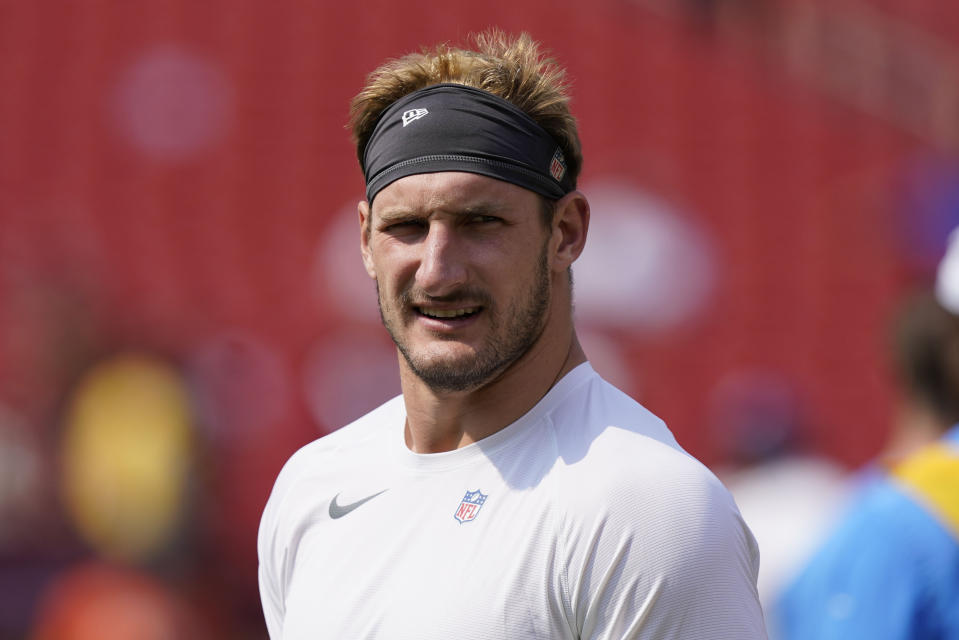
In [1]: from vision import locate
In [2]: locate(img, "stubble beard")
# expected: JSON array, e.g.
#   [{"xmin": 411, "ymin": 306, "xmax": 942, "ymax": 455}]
[{"xmin": 376, "ymin": 245, "xmax": 552, "ymax": 393}]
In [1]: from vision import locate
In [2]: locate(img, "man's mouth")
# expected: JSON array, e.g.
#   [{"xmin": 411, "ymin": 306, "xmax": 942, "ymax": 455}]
[{"xmin": 415, "ymin": 306, "xmax": 481, "ymax": 320}]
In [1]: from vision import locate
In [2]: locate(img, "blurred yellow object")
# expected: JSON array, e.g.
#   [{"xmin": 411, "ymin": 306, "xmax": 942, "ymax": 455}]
[{"xmin": 61, "ymin": 354, "xmax": 195, "ymax": 562}]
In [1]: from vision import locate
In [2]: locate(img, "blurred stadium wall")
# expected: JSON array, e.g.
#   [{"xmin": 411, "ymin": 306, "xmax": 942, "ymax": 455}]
[{"xmin": 1, "ymin": 0, "xmax": 958, "ymax": 637}]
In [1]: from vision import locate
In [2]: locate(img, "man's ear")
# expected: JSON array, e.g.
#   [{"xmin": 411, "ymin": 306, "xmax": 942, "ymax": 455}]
[
  {"xmin": 358, "ymin": 200, "xmax": 377, "ymax": 279},
  {"xmin": 549, "ymin": 190, "xmax": 590, "ymax": 273}
]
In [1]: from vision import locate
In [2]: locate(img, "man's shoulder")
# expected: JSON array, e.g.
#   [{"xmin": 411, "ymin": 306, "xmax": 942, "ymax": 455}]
[
  {"xmin": 552, "ymin": 428, "xmax": 733, "ymax": 524},
  {"xmin": 546, "ymin": 366, "xmax": 690, "ymax": 471},
  {"xmin": 540, "ymin": 372, "xmax": 762, "ymax": 635},
  {"xmin": 268, "ymin": 395, "xmax": 404, "ymax": 500},
  {"xmin": 545, "ymin": 367, "xmax": 735, "ymax": 523}
]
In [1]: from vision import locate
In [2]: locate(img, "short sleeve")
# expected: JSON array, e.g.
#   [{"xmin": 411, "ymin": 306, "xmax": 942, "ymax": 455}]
[
  {"xmin": 258, "ymin": 476, "xmax": 287, "ymax": 640},
  {"xmin": 258, "ymin": 553, "xmax": 284, "ymax": 639},
  {"xmin": 258, "ymin": 447, "xmax": 309, "ymax": 640},
  {"xmin": 562, "ymin": 450, "xmax": 767, "ymax": 639}
]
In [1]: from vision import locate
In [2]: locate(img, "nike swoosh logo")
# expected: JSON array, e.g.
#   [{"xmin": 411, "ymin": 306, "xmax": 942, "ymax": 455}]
[{"xmin": 328, "ymin": 489, "xmax": 388, "ymax": 519}]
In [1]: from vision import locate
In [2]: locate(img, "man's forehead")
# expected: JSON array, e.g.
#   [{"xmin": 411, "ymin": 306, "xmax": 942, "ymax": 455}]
[{"xmin": 371, "ymin": 171, "xmax": 537, "ymax": 216}]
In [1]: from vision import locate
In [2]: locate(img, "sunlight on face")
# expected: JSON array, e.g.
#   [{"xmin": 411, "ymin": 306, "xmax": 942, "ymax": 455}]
[{"xmin": 365, "ymin": 172, "xmax": 554, "ymax": 392}]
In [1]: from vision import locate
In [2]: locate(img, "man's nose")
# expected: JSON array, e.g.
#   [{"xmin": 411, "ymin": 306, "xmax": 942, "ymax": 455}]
[{"xmin": 416, "ymin": 222, "xmax": 467, "ymax": 296}]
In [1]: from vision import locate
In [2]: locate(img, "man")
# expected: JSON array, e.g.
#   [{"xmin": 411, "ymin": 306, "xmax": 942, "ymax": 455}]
[
  {"xmin": 259, "ymin": 31, "xmax": 766, "ymax": 639},
  {"xmin": 774, "ymin": 287, "xmax": 959, "ymax": 635}
]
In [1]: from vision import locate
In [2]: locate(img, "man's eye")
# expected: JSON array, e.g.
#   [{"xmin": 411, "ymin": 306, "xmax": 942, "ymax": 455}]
[
  {"xmin": 469, "ymin": 215, "xmax": 501, "ymax": 225},
  {"xmin": 385, "ymin": 220, "xmax": 425, "ymax": 231}
]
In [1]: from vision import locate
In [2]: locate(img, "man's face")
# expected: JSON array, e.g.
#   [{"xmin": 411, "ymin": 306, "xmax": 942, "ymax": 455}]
[{"xmin": 360, "ymin": 172, "xmax": 555, "ymax": 393}]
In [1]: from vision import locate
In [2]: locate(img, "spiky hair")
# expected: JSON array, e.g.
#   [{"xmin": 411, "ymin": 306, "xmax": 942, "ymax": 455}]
[{"xmin": 349, "ymin": 30, "xmax": 582, "ymax": 188}]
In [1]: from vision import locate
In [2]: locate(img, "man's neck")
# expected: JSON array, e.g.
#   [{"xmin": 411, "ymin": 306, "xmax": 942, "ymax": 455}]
[{"xmin": 400, "ymin": 328, "xmax": 586, "ymax": 454}]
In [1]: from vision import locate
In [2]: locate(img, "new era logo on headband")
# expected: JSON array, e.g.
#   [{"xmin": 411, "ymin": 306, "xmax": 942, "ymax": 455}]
[
  {"xmin": 402, "ymin": 108, "xmax": 429, "ymax": 127},
  {"xmin": 549, "ymin": 148, "xmax": 567, "ymax": 183}
]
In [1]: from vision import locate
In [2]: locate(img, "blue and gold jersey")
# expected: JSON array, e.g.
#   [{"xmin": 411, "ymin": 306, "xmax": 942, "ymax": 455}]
[{"xmin": 776, "ymin": 426, "xmax": 959, "ymax": 640}]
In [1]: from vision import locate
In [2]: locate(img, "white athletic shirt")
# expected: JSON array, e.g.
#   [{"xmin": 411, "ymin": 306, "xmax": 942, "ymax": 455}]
[{"xmin": 258, "ymin": 363, "xmax": 767, "ymax": 639}]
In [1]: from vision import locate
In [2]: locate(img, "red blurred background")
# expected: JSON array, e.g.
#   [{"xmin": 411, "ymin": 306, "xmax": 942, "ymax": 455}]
[{"xmin": 2, "ymin": 0, "xmax": 958, "ymax": 637}]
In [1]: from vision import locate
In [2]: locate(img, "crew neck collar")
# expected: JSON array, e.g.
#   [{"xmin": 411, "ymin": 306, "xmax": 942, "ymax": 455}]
[{"xmin": 390, "ymin": 362, "xmax": 595, "ymax": 472}]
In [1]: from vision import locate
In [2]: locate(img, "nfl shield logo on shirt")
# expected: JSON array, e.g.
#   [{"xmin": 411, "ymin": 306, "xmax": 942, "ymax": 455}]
[{"xmin": 454, "ymin": 489, "xmax": 488, "ymax": 524}]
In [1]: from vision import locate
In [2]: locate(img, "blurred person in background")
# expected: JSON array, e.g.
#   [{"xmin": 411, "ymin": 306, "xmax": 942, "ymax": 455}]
[
  {"xmin": 25, "ymin": 354, "xmax": 229, "ymax": 639},
  {"xmin": 258, "ymin": 30, "xmax": 766, "ymax": 639},
  {"xmin": 774, "ymin": 234, "xmax": 959, "ymax": 639},
  {"xmin": 708, "ymin": 371, "xmax": 850, "ymax": 629}
]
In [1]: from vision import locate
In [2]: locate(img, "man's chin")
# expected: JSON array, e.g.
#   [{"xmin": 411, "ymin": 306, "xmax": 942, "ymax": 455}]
[
  {"xmin": 415, "ymin": 372, "xmax": 493, "ymax": 394},
  {"xmin": 405, "ymin": 354, "xmax": 503, "ymax": 394}
]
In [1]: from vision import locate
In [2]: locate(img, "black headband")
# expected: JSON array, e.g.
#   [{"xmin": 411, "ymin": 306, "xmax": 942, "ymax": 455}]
[{"xmin": 361, "ymin": 83, "xmax": 574, "ymax": 203}]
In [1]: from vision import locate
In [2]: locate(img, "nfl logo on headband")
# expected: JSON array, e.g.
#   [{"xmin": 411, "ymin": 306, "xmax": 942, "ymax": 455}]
[{"xmin": 549, "ymin": 148, "xmax": 567, "ymax": 183}]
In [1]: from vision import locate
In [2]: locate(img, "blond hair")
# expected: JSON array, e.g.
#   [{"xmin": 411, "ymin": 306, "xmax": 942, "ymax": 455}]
[{"xmin": 349, "ymin": 30, "xmax": 582, "ymax": 189}]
